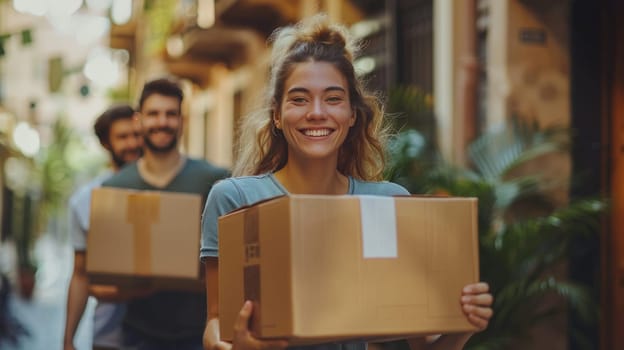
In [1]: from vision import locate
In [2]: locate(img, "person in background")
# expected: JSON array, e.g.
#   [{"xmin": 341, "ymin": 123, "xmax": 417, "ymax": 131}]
[
  {"xmin": 64, "ymin": 104, "xmax": 142, "ymax": 350},
  {"xmin": 200, "ymin": 14, "xmax": 493, "ymax": 350},
  {"xmin": 102, "ymin": 78, "xmax": 229, "ymax": 350}
]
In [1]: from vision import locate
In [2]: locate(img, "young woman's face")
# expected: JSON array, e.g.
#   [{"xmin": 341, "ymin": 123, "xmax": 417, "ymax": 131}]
[{"xmin": 275, "ymin": 61, "xmax": 355, "ymax": 163}]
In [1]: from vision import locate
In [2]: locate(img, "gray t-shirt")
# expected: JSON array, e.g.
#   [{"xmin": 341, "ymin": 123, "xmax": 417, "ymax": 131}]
[
  {"xmin": 68, "ymin": 171, "xmax": 126, "ymax": 348},
  {"xmin": 200, "ymin": 173, "xmax": 410, "ymax": 350},
  {"xmin": 103, "ymin": 157, "xmax": 230, "ymax": 342},
  {"xmin": 201, "ymin": 173, "xmax": 409, "ymax": 259}
]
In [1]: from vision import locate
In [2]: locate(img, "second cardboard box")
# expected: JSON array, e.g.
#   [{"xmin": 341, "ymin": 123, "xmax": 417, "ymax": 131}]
[{"xmin": 87, "ymin": 187, "xmax": 203, "ymax": 290}]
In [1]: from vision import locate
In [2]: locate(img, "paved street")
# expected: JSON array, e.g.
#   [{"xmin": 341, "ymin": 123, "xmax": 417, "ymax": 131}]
[{"xmin": 1, "ymin": 234, "xmax": 94, "ymax": 350}]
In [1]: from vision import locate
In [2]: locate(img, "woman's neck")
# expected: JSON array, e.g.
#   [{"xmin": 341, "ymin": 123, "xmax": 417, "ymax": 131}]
[{"xmin": 274, "ymin": 159, "xmax": 349, "ymax": 195}]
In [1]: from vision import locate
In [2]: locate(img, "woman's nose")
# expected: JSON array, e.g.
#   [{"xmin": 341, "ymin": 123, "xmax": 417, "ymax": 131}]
[{"xmin": 306, "ymin": 99, "xmax": 326, "ymax": 120}]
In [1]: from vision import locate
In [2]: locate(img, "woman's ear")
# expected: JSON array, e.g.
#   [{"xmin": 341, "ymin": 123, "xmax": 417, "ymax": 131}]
[
  {"xmin": 271, "ymin": 111, "xmax": 280, "ymax": 129},
  {"xmin": 349, "ymin": 109, "xmax": 356, "ymax": 127},
  {"xmin": 271, "ymin": 101, "xmax": 281, "ymax": 129}
]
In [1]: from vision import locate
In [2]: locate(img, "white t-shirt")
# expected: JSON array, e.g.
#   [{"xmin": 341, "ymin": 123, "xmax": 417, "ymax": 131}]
[{"xmin": 68, "ymin": 171, "xmax": 126, "ymax": 348}]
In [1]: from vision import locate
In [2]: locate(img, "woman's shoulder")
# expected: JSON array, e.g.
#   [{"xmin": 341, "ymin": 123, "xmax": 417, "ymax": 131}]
[
  {"xmin": 214, "ymin": 174, "xmax": 275, "ymax": 191},
  {"xmin": 211, "ymin": 174, "xmax": 286, "ymax": 206},
  {"xmin": 351, "ymin": 178, "xmax": 410, "ymax": 196}
]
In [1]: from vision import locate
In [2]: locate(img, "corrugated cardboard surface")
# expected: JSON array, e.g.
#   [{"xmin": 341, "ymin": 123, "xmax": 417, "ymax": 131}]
[
  {"xmin": 87, "ymin": 188, "xmax": 202, "ymax": 289},
  {"xmin": 219, "ymin": 195, "xmax": 479, "ymax": 345}
]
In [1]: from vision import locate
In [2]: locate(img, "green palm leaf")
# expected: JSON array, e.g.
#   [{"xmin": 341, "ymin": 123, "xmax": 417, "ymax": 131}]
[{"xmin": 384, "ymin": 85, "xmax": 605, "ymax": 348}]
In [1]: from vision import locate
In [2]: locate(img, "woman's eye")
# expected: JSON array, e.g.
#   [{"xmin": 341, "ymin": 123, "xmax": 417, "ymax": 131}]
[
  {"xmin": 327, "ymin": 96, "xmax": 343, "ymax": 103},
  {"xmin": 291, "ymin": 97, "xmax": 307, "ymax": 103}
]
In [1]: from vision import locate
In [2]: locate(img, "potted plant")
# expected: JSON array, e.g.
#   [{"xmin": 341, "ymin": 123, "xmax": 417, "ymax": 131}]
[
  {"xmin": 3, "ymin": 117, "xmax": 77, "ymax": 299},
  {"xmin": 383, "ymin": 85, "xmax": 605, "ymax": 348}
]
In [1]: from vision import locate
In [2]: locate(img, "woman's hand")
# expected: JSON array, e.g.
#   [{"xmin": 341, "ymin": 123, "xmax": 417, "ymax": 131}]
[
  {"xmin": 231, "ymin": 301, "xmax": 289, "ymax": 350},
  {"xmin": 203, "ymin": 322, "xmax": 232, "ymax": 350},
  {"xmin": 460, "ymin": 282, "xmax": 493, "ymax": 330}
]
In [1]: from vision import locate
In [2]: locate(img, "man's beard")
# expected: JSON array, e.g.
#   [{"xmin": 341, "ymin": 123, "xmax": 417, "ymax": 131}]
[
  {"xmin": 111, "ymin": 147, "xmax": 142, "ymax": 168},
  {"xmin": 143, "ymin": 127, "xmax": 178, "ymax": 154}
]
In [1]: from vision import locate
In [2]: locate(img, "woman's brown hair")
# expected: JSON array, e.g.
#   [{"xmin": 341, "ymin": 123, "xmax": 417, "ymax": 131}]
[{"xmin": 233, "ymin": 14, "xmax": 389, "ymax": 181}]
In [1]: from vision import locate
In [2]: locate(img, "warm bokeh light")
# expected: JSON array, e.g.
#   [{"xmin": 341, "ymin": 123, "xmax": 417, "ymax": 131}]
[
  {"xmin": 12, "ymin": 0, "xmax": 46, "ymax": 16},
  {"xmin": 47, "ymin": 13, "xmax": 110, "ymax": 45},
  {"xmin": 197, "ymin": 0, "xmax": 215, "ymax": 28},
  {"xmin": 13, "ymin": 0, "xmax": 82, "ymax": 17},
  {"xmin": 4, "ymin": 156, "xmax": 32, "ymax": 192},
  {"xmin": 83, "ymin": 48, "xmax": 121, "ymax": 88},
  {"xmin": 111, "ymin": 0, "xmax": 132, "ymax": 25},
  {"xmin": 354, "ymin": 57, "xmax": 376, "ymax": 75},
  {"xmin": 12, "ymin": 121, "xmax": 40, "ymax": 157},
  {"xmin": 86, "ymin": 0, "xmax": 112, "ymax": 12},
  {"xmin": 47, "ymin": 0, "xmax": 82, "ymax": 17},
  {"xmin": 166, "ymin": 35, "xmax": 185, "ymax": 58}
]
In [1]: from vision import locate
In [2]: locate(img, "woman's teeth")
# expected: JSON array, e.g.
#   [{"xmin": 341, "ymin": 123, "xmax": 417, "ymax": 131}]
[{"xmin": 303, "ymin": 129, "xmax": 331, "ymax": 137}]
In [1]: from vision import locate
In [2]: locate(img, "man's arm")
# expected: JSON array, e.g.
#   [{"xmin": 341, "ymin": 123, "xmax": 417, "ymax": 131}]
[
  {"xmin": 88, "ymin": 284, "xmax": 154, "ymax": 302},
  {"xmin": 63, "ymin": 251, "xmax": 89, "ymax": 350},
  {"xmin": 203, "ymin": 257, "xmax": 229, "ymax": 350}
]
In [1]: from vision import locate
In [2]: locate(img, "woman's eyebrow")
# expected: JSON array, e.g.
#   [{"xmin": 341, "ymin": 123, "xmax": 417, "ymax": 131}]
[
  {"xmin": 286, "ymin": 87, "xmax": 309, "ymax": 94},
  {"xmin": 286, "ymin": 86, "xmax": 346, "ymax": 94},
  {"xmin": 325, "ymin": 86, "xmax": 346, "ymax": 93}
]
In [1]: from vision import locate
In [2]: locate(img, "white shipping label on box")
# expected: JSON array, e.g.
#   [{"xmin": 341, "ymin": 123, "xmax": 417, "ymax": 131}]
[{"xmin": 359, "ymin": 196, "xmax": 397, "ymax": 258}]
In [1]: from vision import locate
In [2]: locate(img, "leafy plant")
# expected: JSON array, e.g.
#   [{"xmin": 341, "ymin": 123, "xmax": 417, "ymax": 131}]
[
  {"xmin": 32, "ymin": 117, "xmax": 78, "ymax": 234},
  {"xmin": 384, "ymin": 117, "xmax": 605, "ymax": 349},
  {"xmin": 386, "ymin": 85, "xmax": 435, "ymax": 134},
  {"xmin": 384, "ymin": 85, "xmax": 439, "ymax": 194},
  {"xmin": 6, "ymin": 117, "xmax": 79, "ymax": 272}
]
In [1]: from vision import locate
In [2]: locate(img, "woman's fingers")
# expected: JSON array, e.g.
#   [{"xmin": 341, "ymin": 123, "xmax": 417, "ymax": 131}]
[
  {"xmin": 232, "ymin": 301, "xmax": 288, "ymax": 350},
  {"xmin": 215, "ymin": 341, "xmax": 233, "ymax": 350},
  {"xmin": 462, "ymin": 304, "xmax": 493, "ymax": 318},
  {"xmin": 462, "ymin": 303, "xmax": 492, "ymax": 330},
  {"xmin": 461, "ymin": 282, "xmax": 494, "ymax": 331},
  {"xmin": 234, "ymin": 301, "xmax": 253, "ymax": 334},
  {"xmin": 467, "ymin": 313, "xmax": 489, "ymax": 330},
  {"xmin": 461, "ymin": 293, "xmax": 493, "ymax": 306},
  {"xmin": 462, "ymin": 282, "xmax": 490, "ymax": 294}
]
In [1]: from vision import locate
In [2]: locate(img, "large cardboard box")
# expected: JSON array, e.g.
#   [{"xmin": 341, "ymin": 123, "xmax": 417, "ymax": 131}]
[
  {"xmin": 87, "ymin": 187, "xmax": 203, "ymax": 290},
  {"xmin": 219, "ymin": 195, "xmax": 479, "ymax": 345}
]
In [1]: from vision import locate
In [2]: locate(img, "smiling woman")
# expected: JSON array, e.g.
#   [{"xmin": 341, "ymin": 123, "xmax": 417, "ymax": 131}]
[
  {"xmin": 232, "ymin": 14, "xmax": 387, "ymax": 181},
  {"xmin": 199, "ymin": 13, "xmax": 494, "ymax": 350},
  {"xmin": 275, "ymin": 61, "xmax": 356, "ymax": 170}
]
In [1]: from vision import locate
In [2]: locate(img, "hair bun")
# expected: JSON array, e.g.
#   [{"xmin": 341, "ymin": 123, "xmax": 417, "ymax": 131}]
[
  {"xmin": 291, "ymin": 13, "xmax": 357, "ymax": 61},
  {"xmin": 311, "ymin": 26, "xmax": 347, "ymax": 48}
]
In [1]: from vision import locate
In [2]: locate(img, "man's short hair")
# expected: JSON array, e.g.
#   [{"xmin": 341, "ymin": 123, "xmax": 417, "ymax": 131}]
[
  {"xmin": 137, "ymin": 78, "xmax": 184, "ymax": 111},
  {"xmin": 93, "ymin": 104, "xmax": 135, "ymax": 147}
]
